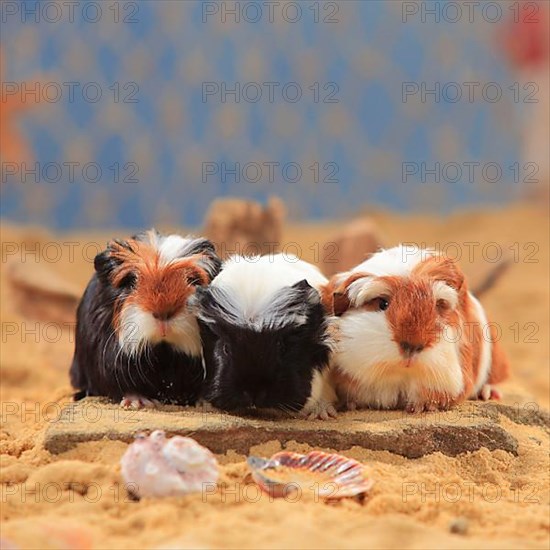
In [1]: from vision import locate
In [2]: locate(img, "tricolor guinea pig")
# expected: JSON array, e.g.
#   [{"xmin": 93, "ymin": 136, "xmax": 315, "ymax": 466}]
[
  {"xmin": 322, "ymin": 245, "xmax": 510, "ymax": 413},
  {"xmin": 193, "ymin": 254, "xmax": 337, "ymax": 419},
  {"xmin": 70, "ymin": 229, "xmax": 221, "ymax": 408}
]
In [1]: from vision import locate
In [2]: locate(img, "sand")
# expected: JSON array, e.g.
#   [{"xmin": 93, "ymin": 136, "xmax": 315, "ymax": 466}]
[{"xmin": 0, "ymin": 204, "xmax": 549, "ymax": 549}]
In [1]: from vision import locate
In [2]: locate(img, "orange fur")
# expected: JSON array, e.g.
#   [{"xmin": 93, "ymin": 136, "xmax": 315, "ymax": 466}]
[
  {"xmin": 456, "ymin": 291, "xmax": 480, "ymax": 400},
  {"xmin": 488, "ymin": 324, "xmax": 511, "ymax": 384},
  {"xmin": 329, "ymin": 366, "xmax": 362, "ymax": 408},
  {"xmin": 108, "ymin": 237, "xmax": 210, "ymax": 330},
  {"xmin": 409, "ymin": 387, "xmax": 460, "ymax": 412},
  {"xmin": 320, "ymin": 275, "xmax": 342, "ymax": 315},
  {"xmin": 412, "ymin": 254, "xmax": 465, "ymax": 292},
  {"xmin": 384, "ymin": 276, "xmax": 439, "ymax": 350},
  {"xmin": 327, "ymin": 252, "xmax": 510, "ymax": 409}
]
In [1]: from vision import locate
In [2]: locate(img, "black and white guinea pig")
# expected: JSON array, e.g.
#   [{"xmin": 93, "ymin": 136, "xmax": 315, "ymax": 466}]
[
  {"xmin": 193, "ymin": 254, "xmax": 337, "ymax": 419},
  {"xmin": 70, "ymin": 229, "xmax": 221, "ymax": 408}
]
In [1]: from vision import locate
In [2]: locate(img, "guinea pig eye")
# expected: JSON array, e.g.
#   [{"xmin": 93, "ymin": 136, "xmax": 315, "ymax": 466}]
[
  {"xmin": 436, "ymin": 299, "xmax": 450, "ymax": 314},
  {"xmin": 369, "ymin": 297, "xmax": 390, "ymax": 311},
  {"xmin": 118, "ymin": 273, "xmax": 137, "ymax": 289},
  {"xmin": 222, "ymin": 342, "xmax": 230, "ymax": 356},
  {"xmin": 187, "ymin": 274, "xmax": 202, "ymax": 286}
]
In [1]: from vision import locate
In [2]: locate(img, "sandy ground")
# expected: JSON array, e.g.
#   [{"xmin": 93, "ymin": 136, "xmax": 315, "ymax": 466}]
[{"xmin": 0, "ymin": 204, "xmax": 549, "ymax": 549}]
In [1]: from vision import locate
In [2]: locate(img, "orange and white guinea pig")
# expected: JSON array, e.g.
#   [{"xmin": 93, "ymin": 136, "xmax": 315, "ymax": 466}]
[{"xmin": 322, "ymin": 244, "xmax": 510, "ymax": 413}]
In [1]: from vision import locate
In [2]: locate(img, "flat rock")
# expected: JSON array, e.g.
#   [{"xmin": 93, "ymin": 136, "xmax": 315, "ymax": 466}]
[
  {"xmin": 6, "ymin": 259, "xmax": 80, "ymax": 323},
  {"xmin": 44, "ymin": 396, "xmax": 549, "ymax": 457}
]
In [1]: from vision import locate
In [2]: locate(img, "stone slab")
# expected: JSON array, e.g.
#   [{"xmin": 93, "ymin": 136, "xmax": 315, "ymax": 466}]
[{"xmin": 44, "ymin": 396, "xmax": 549, "ymax": 458}]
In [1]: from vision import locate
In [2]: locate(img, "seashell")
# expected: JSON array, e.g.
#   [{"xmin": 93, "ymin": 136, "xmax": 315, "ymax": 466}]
[
  {"xmin": 120, "ymin": 430, "xmax": 219, "ymax": 499},
  {"xmin": 247, "ymin": 450, "xmax": 374, "ymax": 499}
]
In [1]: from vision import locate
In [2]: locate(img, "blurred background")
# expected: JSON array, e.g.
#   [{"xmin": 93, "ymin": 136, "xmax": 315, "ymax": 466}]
[
  {"xmin": 1, "ymin": 6, "xmax": 549, "ymax": 549},
  {"xmin": 1, "ymin": 0, "xmax": 548, "ymax": 229}
]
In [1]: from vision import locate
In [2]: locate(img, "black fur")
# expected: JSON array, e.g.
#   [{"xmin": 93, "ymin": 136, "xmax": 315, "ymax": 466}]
[
  {"xmin": 195, "ymin": 279, "xmax": 331, "ymax": 413},
  {"xmin": 69, "ymin": 232, "xmax": 221, "ymax": 405}
]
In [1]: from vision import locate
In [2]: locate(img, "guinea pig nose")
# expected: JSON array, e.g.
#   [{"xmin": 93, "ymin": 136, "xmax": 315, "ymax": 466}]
[{"xmin": 400, "ymin": 341, "xmax": 425, "ymax": 355}]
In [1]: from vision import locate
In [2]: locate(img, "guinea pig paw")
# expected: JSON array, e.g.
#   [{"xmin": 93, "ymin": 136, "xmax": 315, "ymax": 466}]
[
  {"xmin": 194, "ymin": 399, "xmax": 219, "ymax": 413},
  {"xmin": 306, "ymin": 403, "xmax": 338, "ymax": 421},
  {"xmin": 424, "ymin": 399, "xmax": 450, "ymax": 412},
  {"xmin": 422, "ymin": 402, "xmax": 437, "ymax": 413},
  {"xmin": 405, "ymin": 402, "xmax": 420, "ymax": 414},
  {"xmin": 120, "ymin": 395, "xmax": 159, "ymax": 410},
  {"xmin": 407, "ymin": 390, "xmax": 456, "ymax": 413},
  {"xmin": 406, "ymin": 400, "xmax": 448, "ymax": 414},
  {"xmin": 478, "ymin": 384, "xmax": 491, "ymax": 401},
  {"xmin": 477, "ymin": 384, "xmax": 501, "ymax": 401},
  {"xmin": 489, "ymin": 387, "xmax": 502, "ymax": 400}
]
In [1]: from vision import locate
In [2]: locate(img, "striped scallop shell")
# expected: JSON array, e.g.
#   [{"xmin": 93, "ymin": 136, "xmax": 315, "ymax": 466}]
[{"xmin": 247, "ymin": 450, "xmax": 373, "ymax": 499}]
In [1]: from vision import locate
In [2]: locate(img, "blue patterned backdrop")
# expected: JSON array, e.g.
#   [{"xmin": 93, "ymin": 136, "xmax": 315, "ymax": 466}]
[{"xmin": 1, "ymin": 0, "xmax": 522, "ymax": 229}]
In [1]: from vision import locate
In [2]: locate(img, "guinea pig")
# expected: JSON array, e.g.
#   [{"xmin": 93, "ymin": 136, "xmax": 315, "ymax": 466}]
[
  {"xmin": 193, "ymin": 253, "xmax": 337, "ymax": 419},
  {"xmin": 70, "ymin": 229, "xmax": 221, "ymax": 408},
  {"xmin": 322, "ymin": 244, "xmax": 510, "ymax": 413}
]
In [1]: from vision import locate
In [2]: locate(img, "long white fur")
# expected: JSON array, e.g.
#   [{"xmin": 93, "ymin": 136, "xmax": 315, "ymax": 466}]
[
  {"xmin": 142, "ymin": 231, "xmax": 219, "ymax": 278},
  {"xmin": 469, "ymin": 293, "xmax": 493, "ymax": 395},
  {"xmin": 158, "ymin": 234, "xmax": 189, "ymax": 264},
  {"xmin": 351, "ymin": 243, "xmax": 429, "ymax": 277},
  {"xmin": 209, "ymin": 254, "xmax": 327, "ymax": 330},
  {"xmin": 347, "ymin": 278, "xmax": 393, "ymax": 307},
  {"xmin": 118, "ymin": 303, "xmax": 202, "ymax": 358},
  {"xmin": 335, "ymin": 244, "xmax": 466, "ymax": 408},
  {"xmin": 303, "ymin": 369, "xmax": 337, "ymax": 416}
]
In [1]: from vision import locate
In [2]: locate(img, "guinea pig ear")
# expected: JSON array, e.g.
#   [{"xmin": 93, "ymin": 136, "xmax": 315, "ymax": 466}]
[
  {"xmin": 182, "ymin": 238, "xmax": 222, "ymax": 281},
  {"xmin": 332, "ymin": 292, "xmax": 352, "ymax": 317},
  {"xmin": 93, "ymin": 239, "xmax": 131, "ymax": 281},
  {"xmin": 193, "ymin": 285, "xmax": 241, "ymax": 328},
  {"xmin": 322, "ymin": 272, "xmax": 372, "ymax": 316},
  {"xmin": 322, "ymin": 274, "xmax": 349, "ymax": 316},
  {"xmin": 261, "ymin": 280, "xmax": 321, "ymax": 330},
  {"xmin": 290, "ymin": 279, "xmax": 321, "ymax": 305},
  {"xmin": 178, "ymin": 257, "xmax": 211, "ymax": 287},
  {"xmin": 187, "ymin": 284, "xmax": 206, "ymax": 312},
  {"xmin": 196, "ymin": 250, "xmax": 222, "ymax": 282}
]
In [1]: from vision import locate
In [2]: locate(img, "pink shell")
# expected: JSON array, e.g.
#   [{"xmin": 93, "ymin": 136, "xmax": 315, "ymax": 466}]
[
  {"xmin": 247, "ymin": 450, "xmax": 374, "ymax": 499},
  {"xmin": 120, "ymin": 430, "xmax": 219, "ymax": 499}
]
